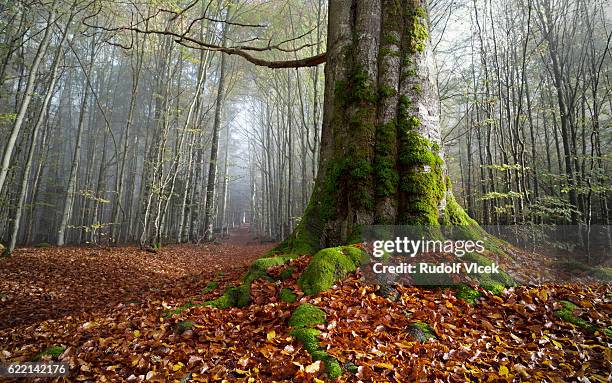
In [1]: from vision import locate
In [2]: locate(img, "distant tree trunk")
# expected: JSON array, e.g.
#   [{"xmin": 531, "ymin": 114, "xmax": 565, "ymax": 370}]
[
  {"xmin": 111, "ymin": 31, "xmax": 144, "ymax": 243},
  {"xmin": 286, "ymin": 0, "xmax": 475, "ymax": 250},
  {"xmin": 219, "ymin": 124, "xmax": 230, "ymax": 236},
  {"xmin": 57, "ymin": 35, "xmax": 96, "ymax": 246},
  {"xmin": 203, "ymin": 21, "xmax": 229, "ymax": 241},
  {"xmin": 535, "ymin": 0, "xmax": 579, "ymax": 224},
  {"xmin": 7, "ymin": 13, "xmax": 70, "ymax": 254}
]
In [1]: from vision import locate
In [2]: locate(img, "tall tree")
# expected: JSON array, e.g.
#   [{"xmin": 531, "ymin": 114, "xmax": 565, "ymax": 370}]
[{"xmin": 285, "ymin": 0, "xmax": 475, "ymax": 250}]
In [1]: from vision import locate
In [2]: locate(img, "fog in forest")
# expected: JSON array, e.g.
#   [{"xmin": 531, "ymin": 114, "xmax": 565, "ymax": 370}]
[{"xmin": 0, "ymin": 0, "xmax": 609, "ymax": 252}]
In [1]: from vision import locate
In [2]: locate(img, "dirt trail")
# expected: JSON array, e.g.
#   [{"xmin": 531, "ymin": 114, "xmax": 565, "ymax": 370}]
[{"xmin": 0, "ymin": 229, "xmax": 272, "ymax": 330}]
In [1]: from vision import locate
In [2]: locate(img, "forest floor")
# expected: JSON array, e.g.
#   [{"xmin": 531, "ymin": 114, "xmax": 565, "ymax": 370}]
[{"xmin": 0, "ymin": 227, "xmax": 610, "ymax": 382}]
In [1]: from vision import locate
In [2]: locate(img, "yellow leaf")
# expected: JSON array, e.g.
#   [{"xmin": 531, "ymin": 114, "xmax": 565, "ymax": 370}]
[
  {"xmin": 305, "ymin": 360, "xmax": 321, "ymax": 373},
  {"xmin": 173, "ymin": 362, "xmax": 184, "ymax": 371},
  {"xmin": 499, "ymin": 365, "xmax": 509, "ymax": 377},
  {"xmin": 234, "ymin": 369, "xmax": 249, "ymax": 376},
  {"xmin": 375, "ymin": 362, "xmax": 394, "ymax": 370},
  {"xmin": 314, "ymin": 379, "xmax": 325, "ymax": 383},
  {"xmin": 133, "ymin": 330, "xmax": 141, "ymax": 337},
  {"xmin": 266, "ymin": 330, "xmax": 276, "ymax": 342},
  {"xmin": 551, "ymin": 338, "xmax": 562, "ymax": 348}
]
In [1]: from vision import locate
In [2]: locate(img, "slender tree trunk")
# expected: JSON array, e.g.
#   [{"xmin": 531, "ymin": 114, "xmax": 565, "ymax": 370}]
[
  {"xmin": 203, "ymin": 21, "xmax": 229, "ymax": 241},
  {"xmin": 57, "ymin": 35, "xmax": 96, "ymax": 246},
  {"xmin": 0, "ymin": 7, "xmax": 56, "ymax": 196}
]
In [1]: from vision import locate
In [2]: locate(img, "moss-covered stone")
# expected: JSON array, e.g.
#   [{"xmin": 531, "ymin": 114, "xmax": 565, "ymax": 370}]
[
  {"xmin": 289, "ymin": 303, "xmax": 326, "ymax": 328},
  {"xmin": 201, "ymin": 281, "xmax": 218, "ymax": 295},
  {"xmin": 324, "ymin": 357, "xmax": 343, "ymax": 379},
  {"xmin": 408, "ymin": 322, "xmax": 436, "ymax": 342},
  {"xmin": 290, "ymin": 328, "xmax": 321, "ymax": 352},
  {"xmin": 454, "ymin": 285, "xmax": 482, "ymax": 304},
  {"xmin": 290, "ymin": 328, "xmax": 342, "ymax": 379},
  {"xmin": 298, "ymin": 246, "xmax": 369, "ymax": 295},
  {"xmin": 244, "ymin": 255, "xmax": 294, "ymax": 284},
  {"xmin": 279, "ymin": 287, "xmax": 297, "ymax": 303},
  {"xmin": 279, "ymin": 266, "xmax": 296, "ymax": 281},
  {"xmin": 554, "ymin": 301, "xmax": 596, "ymax": 333},
  {"xmin": 462, "ymin": 252, "xmax": 514, "ymax": 294},
  {"xmin": 33, "ymin": 345, "xmax": 65, "ymax": 361},
  {"xmin": 204, "ymin": 284, "xmax": 251, "ymax": 309}
]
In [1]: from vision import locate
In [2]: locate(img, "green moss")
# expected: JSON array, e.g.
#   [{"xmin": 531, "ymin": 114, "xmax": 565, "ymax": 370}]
[
  {"xmin": 176, "ymin": 320, "xmax": 195, "ymax": 334},
  {"xmin": 408, "ymin": 322, "xmax": 436, "ymax": 342},
  {"xmin": 298, "ymin": 246, "xmax": 368, "ymax": 295},
  {"xmin": 279, "ymin": 266, "xmax": 296, "ymax": 280},
  {"xmin": 289, "ymin": 303, "xmax": 326, "ymax": 328},
  {"xmin": 267, "ymin": 225, "xmax": 318, "ymax": 256},
  {"xmin": 379, "ymin": 47, "xmax": 401, "ymax": 58},
  {"xmin": 406, "ymin": 6, "xmax": 429, "ymax": 54},
  {"xmin": 324, "ymin": 358, "xmax": 343, "ymax": 379},
  {"xmin": 345, "ymin": 363, "xmax": 359, "ymax": 374},
  {"xmin": 602, "ymin": 326, "xmax": 612, "ymax": 338},
  {"xmin": 335, "ymin": 66, "xmax": 378, "ymax": 215},
  {"xmin": 290, "ymin": 327, "xmax": 342, "ymax": 379},
  {"xmin": 319, "ymin": 157, "xmax": 347, "ymax": 221},
  {"xmin": 165, "ymin": 300, "xmax": 195, "ymax": 316},
  {"xmin": 204, "ymin": 284, "xmax": 251, "ymax": 309},
  {"xmin": 397, "ymin": 97, "xmax": 446, "ymax": 225},
  {"xmin": 411, "ymin": 263, "xmax": 455, "ymax": 286},
  {"xmin": 201, "ymin": 281, "xmax": 218, "ymax": 295},
  {"xmin": 554, "ymin": 260, "xmax": 612, "ymax": 281},
  {"xmin": 463, "ymin": 252, "xmax": 514, "ymax": 294},
  {"xmin": 33, "ymin": 242, "xmax": 52, "ymax": 248},
  {"xmin": 440, "ymin": 192, "xmax": 478, "ymax": 226},
  {"xmin": 33, "ymin": 345, "xmax": 65, "ymax": 361},
  {"xmin": 554, "ymin": 301, "xmax": 596, "ymax": 332},
  {"xmin": 590, "ymin": 267, "xmax": 612, "ymax": 281},
  {"xmin": 383, "ymin": 32, "xmax": 400, "ymax": 45},
  {"xmin": 279, "ymin": 287, "xmax": 297, "ymax": 303},
  {"xmin": 290, "ymin": 328, "xmax": 321, "ymax": 352},
  {"xmin": 244, "ymin": 254, "xmax": 298, "ymax": 284},
  {"xmin": 374, "ymin": 120, "xmax": 398, "ymax": 200},
  {"xmin": 454, "ymin": 285, "xmax": 482, "ymax": 304}
]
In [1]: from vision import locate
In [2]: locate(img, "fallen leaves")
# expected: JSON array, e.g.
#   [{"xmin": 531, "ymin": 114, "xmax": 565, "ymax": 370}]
[{"xmin": 0, "ymin": 236, "xmax": 609, "ymax": 382}]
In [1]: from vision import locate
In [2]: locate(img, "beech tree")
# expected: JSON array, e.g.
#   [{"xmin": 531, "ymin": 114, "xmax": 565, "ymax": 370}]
[{"xmin": 280, "ymin": 0, "xmax": 474, "ymax": 251}]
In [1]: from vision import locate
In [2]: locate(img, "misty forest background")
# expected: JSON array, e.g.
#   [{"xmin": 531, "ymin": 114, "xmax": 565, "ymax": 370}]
[{"xmin": 0, "ymin": 0, "xmax": 610, "ymax": 253}]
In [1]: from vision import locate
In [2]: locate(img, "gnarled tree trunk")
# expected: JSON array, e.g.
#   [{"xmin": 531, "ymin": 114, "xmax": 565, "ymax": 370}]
[{"xmin": 291, "ymin": 0, "xmax": 472, "ymax": 251}]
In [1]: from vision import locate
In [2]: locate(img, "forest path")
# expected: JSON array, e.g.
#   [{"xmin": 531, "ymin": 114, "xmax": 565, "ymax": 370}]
[{"xmin": 0, "ymin": 234, "xmax": 274, "ymax": 331}]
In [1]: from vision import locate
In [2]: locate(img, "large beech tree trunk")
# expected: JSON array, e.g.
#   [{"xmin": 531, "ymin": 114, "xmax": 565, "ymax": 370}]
[{"xmin": 293, "ymin": 0, "xmax": 472, "ymax": 249}]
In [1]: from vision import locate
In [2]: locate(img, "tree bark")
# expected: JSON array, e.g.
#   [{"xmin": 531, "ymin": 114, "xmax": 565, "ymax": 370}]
[
  {"xmin": 202, "ymin": 20, "xmax": 229, "ymax": 242},
  {"xmin": 0, "ymin": 6, "xmax": 55, "ymax": 196},
  {"xmin": 285, "ymin": 0, "xmax": 475, "ymax": 251}
]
